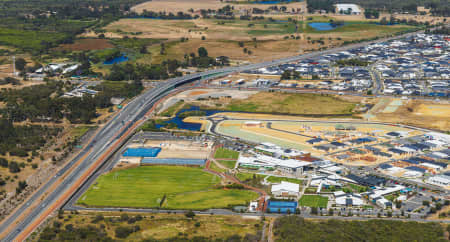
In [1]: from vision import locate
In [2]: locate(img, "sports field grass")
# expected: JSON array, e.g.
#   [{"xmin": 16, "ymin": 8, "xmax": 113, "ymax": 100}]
[
  {"xmin": 218, "ymin": 160, "xmax": 237, "ymax": 169},
  {"xmin": 78, "ymin": 166, "xmax": 258, "ymax": 209},
  {"xmin": 267, "ymin": 176, "xmax": 303, "ymax": 185},
  {"xmin": 214, "ymin": 147, "xmax": 239, "ymax": 160},
  {"xmin": 298, "ymin": 195, "xmax": 328, "ymax": 208}
]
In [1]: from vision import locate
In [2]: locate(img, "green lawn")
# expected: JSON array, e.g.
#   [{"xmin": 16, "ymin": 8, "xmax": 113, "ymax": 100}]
[
  {"xmin": 0, "ymin": 27, "xmax": 68, "ymax": 51},
  {"xmin": 160, "ymin": 100, "xmax": 186, "ymax": 117},
  {"xmin": 236, "ymin": 172, "xmax": 266, "ymax": 182},
  {"xmin": 218, "ymin": 160, "xmax": 237, "ymax": 169},
  {"xmin": 266, "ymin": 176, "xmax": 303, "ymax": 185},
  {"xmin": 214, "ymin": 147, "xmax": 239, "ymax": 160},
  {"xmin": 78, "ymin": 166, "xmax": 258, "ymax": 209},
  {"xmin": 70, "ymin": 126, "xmax": 93, "ymax": 140},
  {"xmin": 298, "ymin": 195, "xmax": 328, "ymax": 208}
]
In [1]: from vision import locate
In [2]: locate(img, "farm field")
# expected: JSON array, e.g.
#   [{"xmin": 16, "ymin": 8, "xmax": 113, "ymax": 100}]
[
  {"xmin": 131, "ymin": 0, "xmax": 306, "ymax": 14},
  {"xmin": 298, "ymin": 195, "xmax": 328, "ymax": 208},
  {"xmin": 58, "ymin": 38, "xmax": 114, "ymax": 51},
  {"xmin": 36, "ymin": 211, "xmax": 262, "ymax": 241},
  {"xmin": 88, "ymin": 16, "xmax": 419, "ymax": 64},
  {"xmin": 78, "ymin": 166, "xmax": 258, "ymax": 209},
  {"xmin": 214, "ymin": 147, "xmax": 239, "ymax": 160},
  {"xmin": 100, "ymin": 18, "xmax": 417, "ymax": 41}
]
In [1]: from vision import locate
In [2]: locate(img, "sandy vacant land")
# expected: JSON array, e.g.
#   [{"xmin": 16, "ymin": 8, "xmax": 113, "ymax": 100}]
[
  {"xmin": 132, "ymin": 0, "xmax": 306, "ymax": 13},
  {"xmin": 371, "ymin": 98, "xmax": 450, "ymax": 131},
  {"xmin": 128, "ymin": 140, "xmax": 212, "ymax": 159}
]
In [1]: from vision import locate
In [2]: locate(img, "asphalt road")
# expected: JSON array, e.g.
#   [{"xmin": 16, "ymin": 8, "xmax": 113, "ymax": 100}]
[{"xmin": 0, "ymin": 26, "xmax": 443, "ymax": 241}]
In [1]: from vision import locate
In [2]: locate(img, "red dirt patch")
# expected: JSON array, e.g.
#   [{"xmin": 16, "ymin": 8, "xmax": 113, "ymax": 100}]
[
  {"xmin": 189, "ymin": 90, "xmax": 209, "ymax": 96},
  {"xmin": 59, "ymin": 38, "xmax": 114, "ymax": 51}
]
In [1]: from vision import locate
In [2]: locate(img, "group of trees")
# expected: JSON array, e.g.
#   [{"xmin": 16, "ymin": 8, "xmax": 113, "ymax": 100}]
[
  {"xmin": 273, "ymin": 216, "xmax": 446, "ymax": 241},
  {"xmin": 107, "ymin": 47, "xmax": 226, "ymax": 81},
  {"xmin": 128, "ymin": 10, "xmax": 195, "ymax": 20},
  {"xmin": 0, "ymin": 80, "xmax": 142, "ymax": 124},
  {"xmin": 307, "ymin": 0, "xmax": 336, "ymax": 14},
  {"xmin": 0, "ymin": 118, "xmax": 61, "ymax": 157},
  {"xmin": 364, "ymin": 9, "xmax": 380, "ymax": 19}
]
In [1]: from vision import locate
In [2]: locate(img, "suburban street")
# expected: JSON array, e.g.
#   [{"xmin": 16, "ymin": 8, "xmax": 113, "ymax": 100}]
[{"xmin": 0, "ymin": 26, "xmax": 446, "ymax": 241}]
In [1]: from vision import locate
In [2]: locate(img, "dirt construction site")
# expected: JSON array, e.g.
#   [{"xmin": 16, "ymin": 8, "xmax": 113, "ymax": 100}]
[
  {"xmin": 199, "ymin": 112, "xmax": 426, "ymax": 166},
  {"xmin": 120, "ymin": 139, "xmax": 213, "ymax": 165},
  {"xmin": 367, "ymin": 98, "xmax": 450, "ymax": 131}
]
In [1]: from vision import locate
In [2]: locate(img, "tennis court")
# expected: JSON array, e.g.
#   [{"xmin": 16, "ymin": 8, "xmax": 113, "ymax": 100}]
[{"xmin": 123, "ymin": 147, "xmax": 161, "ymax": 157}]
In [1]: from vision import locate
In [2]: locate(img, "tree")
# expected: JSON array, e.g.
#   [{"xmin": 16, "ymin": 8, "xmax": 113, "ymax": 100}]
[
  {"xmin": 8, "ymin": 161, "xmax": 20, "ymax": 173},
  {"xmin": 185, "ymin": 210, "xmax": 195, "ymax": 219},
  {"xmin": 15, "ymin": 58, "xmax": 27, "ymax": 72},
  {"xmin": 328, "ymin": 209, "xmax": 334, "ymax": 216},
  {"xmin": 198, "ymin": 47, "xmax": 208, "ymax": 57}
]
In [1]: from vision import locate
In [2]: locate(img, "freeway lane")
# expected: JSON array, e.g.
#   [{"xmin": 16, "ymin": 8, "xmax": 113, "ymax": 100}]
[{"xmin": 0, "ymin": 26, "xmax": 444, "ymax": 241}]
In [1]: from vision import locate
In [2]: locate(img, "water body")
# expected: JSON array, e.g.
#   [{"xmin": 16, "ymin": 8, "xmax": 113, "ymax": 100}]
[
  {"xmin": 103, "ymin": 55, "xmax": 129, "ymax": 65},
  {"xmin": 157, "ymin": 106, "xmax": 228, "ymax": 131},
  {"xmin": 308, "ymin": 22, "xmax": 342, "ymax": 31}
]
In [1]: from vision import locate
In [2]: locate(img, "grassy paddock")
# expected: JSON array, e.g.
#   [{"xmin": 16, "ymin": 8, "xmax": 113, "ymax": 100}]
[
  {"xmin": 224, "ymin": 92, "xmax": 357, "ymax": 116},
  {"xmin": 214, "ymin": 147, "xmax": 239, "ymax": 160},
  {"xmin": 298, "ymin": 195, "xmax": 328, "ymax": 208},
  {"xmin": 218, "ymin": 160, "xmax": 237, "ymax": 169},
  {"xmin": 78, "ymin": 166, "xmax": 257, "ymax": 209}
]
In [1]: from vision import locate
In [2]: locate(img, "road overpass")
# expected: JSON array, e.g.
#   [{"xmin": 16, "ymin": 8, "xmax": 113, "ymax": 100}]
[{"xmin": 0, "ymin": 26, "xmax": 444, "ymax": 241}]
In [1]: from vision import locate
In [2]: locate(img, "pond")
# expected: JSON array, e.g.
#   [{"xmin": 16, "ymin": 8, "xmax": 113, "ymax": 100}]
[
  {"xmin": 158, "ymin": 105, "xmax": 248, "ymax": 131},
  {"xmin": 157, "ymin": 106, "xmax": 225, "ymax": 131},
  {"xmin": 308, "ymin": 22, "xmax": 342, "ymax": 31},
  {"xmin": 103, "ymin": 55, "xmax": 128, "ymax": 65}
]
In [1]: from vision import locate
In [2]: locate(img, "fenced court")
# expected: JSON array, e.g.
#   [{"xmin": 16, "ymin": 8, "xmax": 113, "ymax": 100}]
[
  {"xmin": 267, "ymin": 200, "xmax": 298, "ymax": 213},
  {"xmin": 122, "ymin": 147, "xmax": 161, "ymax": 157}
]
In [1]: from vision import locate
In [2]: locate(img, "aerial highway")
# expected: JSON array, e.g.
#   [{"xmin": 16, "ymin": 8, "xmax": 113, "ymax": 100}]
[{"xmin": 0, "ymin": 27, "xmax": 442, "ymax": 241}]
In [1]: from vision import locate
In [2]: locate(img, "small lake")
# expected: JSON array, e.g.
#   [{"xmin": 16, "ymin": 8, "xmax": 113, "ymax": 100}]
[
  {"xmin": 157, "ymin": 106, "xmax": 224, "ymax": 131},
  {"xmin": 103, "ymin": 55, "xmax": 129, "ymax": 65},
  {"xmin": 308, "ymin": 22, "xmax": 342, "ymax": 31}
]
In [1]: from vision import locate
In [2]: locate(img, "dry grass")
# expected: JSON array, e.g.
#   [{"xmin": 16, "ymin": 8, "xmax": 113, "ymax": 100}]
[{"xmin": 132, "ymin": 0, "xmax": 306, "ymax": 13}]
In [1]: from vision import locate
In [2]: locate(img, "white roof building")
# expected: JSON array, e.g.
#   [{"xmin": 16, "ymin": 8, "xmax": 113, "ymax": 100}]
[
  {"xmin": 369, "ymin": 185, "xmax": 405, "ymax": 200},
  {"xmin": 427, "ymin": 175, "xmax": 450, "ymax": 187},
  {"xmin": 271, "ymin": 181, "xmax": 300, "ymax": 197},
  {"xmin": 335, "ymin": 4, "xmax": 362, "ymax": 14},
  {"xmin": 335, "ymin": 193, "xmax": 364, "ymax": 207}
]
